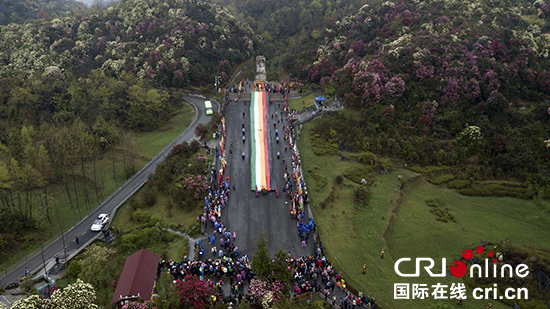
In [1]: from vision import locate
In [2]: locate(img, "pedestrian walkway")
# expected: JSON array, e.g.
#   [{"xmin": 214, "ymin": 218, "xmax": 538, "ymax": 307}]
[{"xmin": 292, "ymin": 99, "xmax": 343, "ymax": 126}]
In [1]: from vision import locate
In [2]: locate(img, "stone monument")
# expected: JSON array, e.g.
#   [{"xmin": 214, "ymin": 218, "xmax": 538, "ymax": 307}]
[{"xmin": 255, "ymin": 55, "xmax": 266, "ymax": 82}]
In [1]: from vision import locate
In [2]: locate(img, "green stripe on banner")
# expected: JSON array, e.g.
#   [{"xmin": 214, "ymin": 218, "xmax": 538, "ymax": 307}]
[{"xmin": 250, "ymin": 91, "xmax": 256, "ymax": 191}]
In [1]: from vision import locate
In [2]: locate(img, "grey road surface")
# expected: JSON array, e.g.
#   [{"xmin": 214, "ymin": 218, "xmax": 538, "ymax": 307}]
[
  {"xmin": 0, "ymin": 95, "xmax": 216, "ymax": 288},
  {"xmin": 202, "ymin": 91, "xmax": 314, "ymax": 259}
]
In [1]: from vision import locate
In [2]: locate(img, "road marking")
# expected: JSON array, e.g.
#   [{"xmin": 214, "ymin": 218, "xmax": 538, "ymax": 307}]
[{"xmin": 82, "ymin": 231, "xmax": 86, "ymax": 235}]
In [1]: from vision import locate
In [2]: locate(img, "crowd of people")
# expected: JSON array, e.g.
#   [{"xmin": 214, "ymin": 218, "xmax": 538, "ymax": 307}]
[
  {"xmin": 187, "ymin": 83, "xmax": 377, "ymax": 308},
  {"xmin": 168, "ymin": 91, "xmax": 257, "ymax": 307},
  {"xmin": 158, "ymin": 254, "xmax": 254, "ymax": 307},
  {"xmin": 288, "ymin": 255, "xmax": 376, "ymax": 309},
  {"xmin": 275, "ymin": 101, "xmax": 316, "ymax": 248}
]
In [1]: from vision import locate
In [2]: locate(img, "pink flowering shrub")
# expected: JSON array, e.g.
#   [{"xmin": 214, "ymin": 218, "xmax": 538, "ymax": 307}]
[
  {"xmin": 175, "ymin": 275, "xmax": 214, "ymax": 309},
  {"xmin": 385, "ymin": 76, "xmax": 406, "ymax": 97},
  {"xmin": 182, "ymin": 175, "xmax": 207, "ymax": 200}
]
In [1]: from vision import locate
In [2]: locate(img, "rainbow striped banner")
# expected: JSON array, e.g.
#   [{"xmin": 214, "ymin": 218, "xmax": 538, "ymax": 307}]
[{"xmin": 250, "ymin": 91, "xmax": 271, "ymax": 191}]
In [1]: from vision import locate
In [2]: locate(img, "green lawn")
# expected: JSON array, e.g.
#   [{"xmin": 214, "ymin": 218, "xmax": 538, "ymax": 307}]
[
  {"xmin": 135, "ymin": 101, "xmax": 195, "ymax": 159},
  {"xmin": 111, "ymin": 193, "xmax": 203, "ymax": 235},
  {"xmin": 288, "ymin": 93, "xmax": 317, "ymax": 112},
  {"xmin": 297, "ymin": 120, "xmax": 550, "ymax": 309}
]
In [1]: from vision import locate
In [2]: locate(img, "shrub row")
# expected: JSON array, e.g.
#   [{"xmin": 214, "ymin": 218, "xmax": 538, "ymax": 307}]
[
  {"xmin": 409, "ymin": 165, "xmax": 451, "ymax": 173},
  {"xmin": 428, "ymin": 173, "xmax": 455, "ymax": 185},
  {"xmin": 447, "ymin": 179, "xmax": 471, "ymax": 189},
  {"xmin": 459, "ymin": 184, "xmax": 531, "ymax": 199}
]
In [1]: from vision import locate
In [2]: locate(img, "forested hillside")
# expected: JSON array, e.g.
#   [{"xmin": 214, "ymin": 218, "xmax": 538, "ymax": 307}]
[
  {"xmin": 293, "ymin": 0, "xmax": 550, "ymax": 187},
  {"xmin": 0, "ymin": 0, "xmax": 255, "ymax": 87},
  {"xmin": 0, "ymin": 0, "xmax": 255, "ymax": 267},
  {"xmin": 0, "ymin": 0, "xmax": 87, "ymax": 25},
  {"xmin": 212, "ymin": 0, "xmax": 378, "ymax": 56}
]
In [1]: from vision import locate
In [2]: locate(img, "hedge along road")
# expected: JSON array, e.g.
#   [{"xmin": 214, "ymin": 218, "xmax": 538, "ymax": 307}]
[{"xmin": 0, "ymin": 94, "xmax": 217, "ymax": 288}]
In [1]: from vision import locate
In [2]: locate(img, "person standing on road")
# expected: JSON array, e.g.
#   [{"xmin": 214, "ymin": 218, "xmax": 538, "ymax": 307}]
[
  {"xmin": 75, "ymin": 236, "xmax": 79, "ymax": 245},
  {"xmin": 277, "ymin": 151, "xmax": 280, "ymax": 159},
  {"xmin": 242, "ymin": 152, "xmax": 245, "ymax": 160},
  {"xmin": 242, "ymin": 136, "xmax": 245, "ymax": 143},
  {"xmin": 242, "ymin": 128, "xmax": 245, "ymax": 136}
]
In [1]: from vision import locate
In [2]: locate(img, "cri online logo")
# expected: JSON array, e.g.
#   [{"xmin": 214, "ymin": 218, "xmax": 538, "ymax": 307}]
[{"xmin": 395, "ymin": 246, "xmax": 530, "ymax": 278}]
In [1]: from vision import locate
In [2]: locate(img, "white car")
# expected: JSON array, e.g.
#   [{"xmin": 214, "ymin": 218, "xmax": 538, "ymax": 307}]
[{"xmin": 91, "ymin": 213, "xmax": 109, "ymax": 231}]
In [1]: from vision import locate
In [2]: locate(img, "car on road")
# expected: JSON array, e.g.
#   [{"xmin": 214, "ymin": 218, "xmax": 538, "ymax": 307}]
[
  {"xmin": 91, "ymin": 213, "xmax": 110, "ymax": 231},
  {"xmin": 205, "ymin": 100, "xmax": 213, "ymax": 115}
]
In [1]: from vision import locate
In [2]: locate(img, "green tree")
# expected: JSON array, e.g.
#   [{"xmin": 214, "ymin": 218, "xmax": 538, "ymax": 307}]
[
  {"xmin": 78, "ymin": 244, "xmax": 120, "ymax": 305},
  {"xmin": 272, "ymin": 248, "xmax": 292, "ymax": 294},
  {"xmin": 0, "ymin": 160, "xmax": 13, "ymax": 209},
  {"xmin": 154, "ymin": 272, "xmax": 181, "ymax": 309},
  {"xmin": 252, "ymin": 231, "xmax": 270, "ymax": 279}
]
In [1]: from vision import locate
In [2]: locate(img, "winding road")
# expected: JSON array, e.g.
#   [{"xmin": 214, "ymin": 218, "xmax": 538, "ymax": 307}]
[{"xmin": 0, "ymin": 94, "xmax": 218, "ymax": 289}]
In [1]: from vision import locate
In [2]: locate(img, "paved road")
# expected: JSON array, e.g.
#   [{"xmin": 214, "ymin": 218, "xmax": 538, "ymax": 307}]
[
  {"xmin": 202, "ymin": 89, "xmax": 314, "ymax": 258},
  {"xmin": 0, "ymin": 95, "xmax": 217, "ymax": 288}
]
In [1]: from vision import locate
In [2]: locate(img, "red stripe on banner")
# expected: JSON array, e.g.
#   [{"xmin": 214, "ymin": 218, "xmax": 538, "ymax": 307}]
[{"xmin": 263, "ymin": 91, "xmax": 271, "ymax": 190}]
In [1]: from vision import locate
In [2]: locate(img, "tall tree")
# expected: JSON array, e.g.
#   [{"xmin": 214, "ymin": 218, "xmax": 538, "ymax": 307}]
[
  {"xmin": 252, "ymin": 231, "xmax": 270, "ymax": 278},
  {"xmin": 78, "ymin": 244, "xmax": 120, "ymax": 305},
  {"xmin": 0, "ymin": 160, "xmax": 13, "ymax": 210}
]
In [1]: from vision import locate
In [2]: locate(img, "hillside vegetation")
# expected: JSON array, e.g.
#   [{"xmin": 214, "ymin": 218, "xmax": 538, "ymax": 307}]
[
  {"xmin": 0, "ymin": 0, "xmax": 255, "ymax": 87},
  {"xmin": 212, "ymin": 0, "xmax": 379, "ymax": 57},
  {"xmin": 0, "ymin": 0, "xmax": 87, "ymax": 25},
  {"xmin": 0, "ymin": 0, "xmax": 255, "ymax": 271},
  {"xmin": 291, "ymin": 0, "xmax": 550, "ymax": 188}
]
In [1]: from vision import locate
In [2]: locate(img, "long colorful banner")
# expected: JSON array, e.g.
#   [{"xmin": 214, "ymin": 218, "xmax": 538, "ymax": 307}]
[{"xmin": 250, "ymin": 91, "xmax": 271, "ymax": 191}]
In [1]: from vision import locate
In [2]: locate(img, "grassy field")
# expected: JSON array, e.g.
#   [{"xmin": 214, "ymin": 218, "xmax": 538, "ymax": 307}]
[
  {"xmin": 135, "ymin": 101, "xmax": 195, "ymax": 159},
  {"xmin": 0, "ymin": 102, "xmax": 196, "ymax": 273},
  {"xmin": 288, "ymin": 93, "xmax": 317, "ymax": 112},
  {"xmin": 111, "ymin": 193, "xmax": 203, "ymax": 236},
  {"xmin": 297, "ymin": 120, "xmax": 550, "ymax": 309}
]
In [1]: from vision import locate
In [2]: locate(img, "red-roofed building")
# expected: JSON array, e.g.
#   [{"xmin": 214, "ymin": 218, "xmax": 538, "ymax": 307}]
[{"xmin": 111, "ymin": 249, "xmax": 160, "ymax": 307}]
